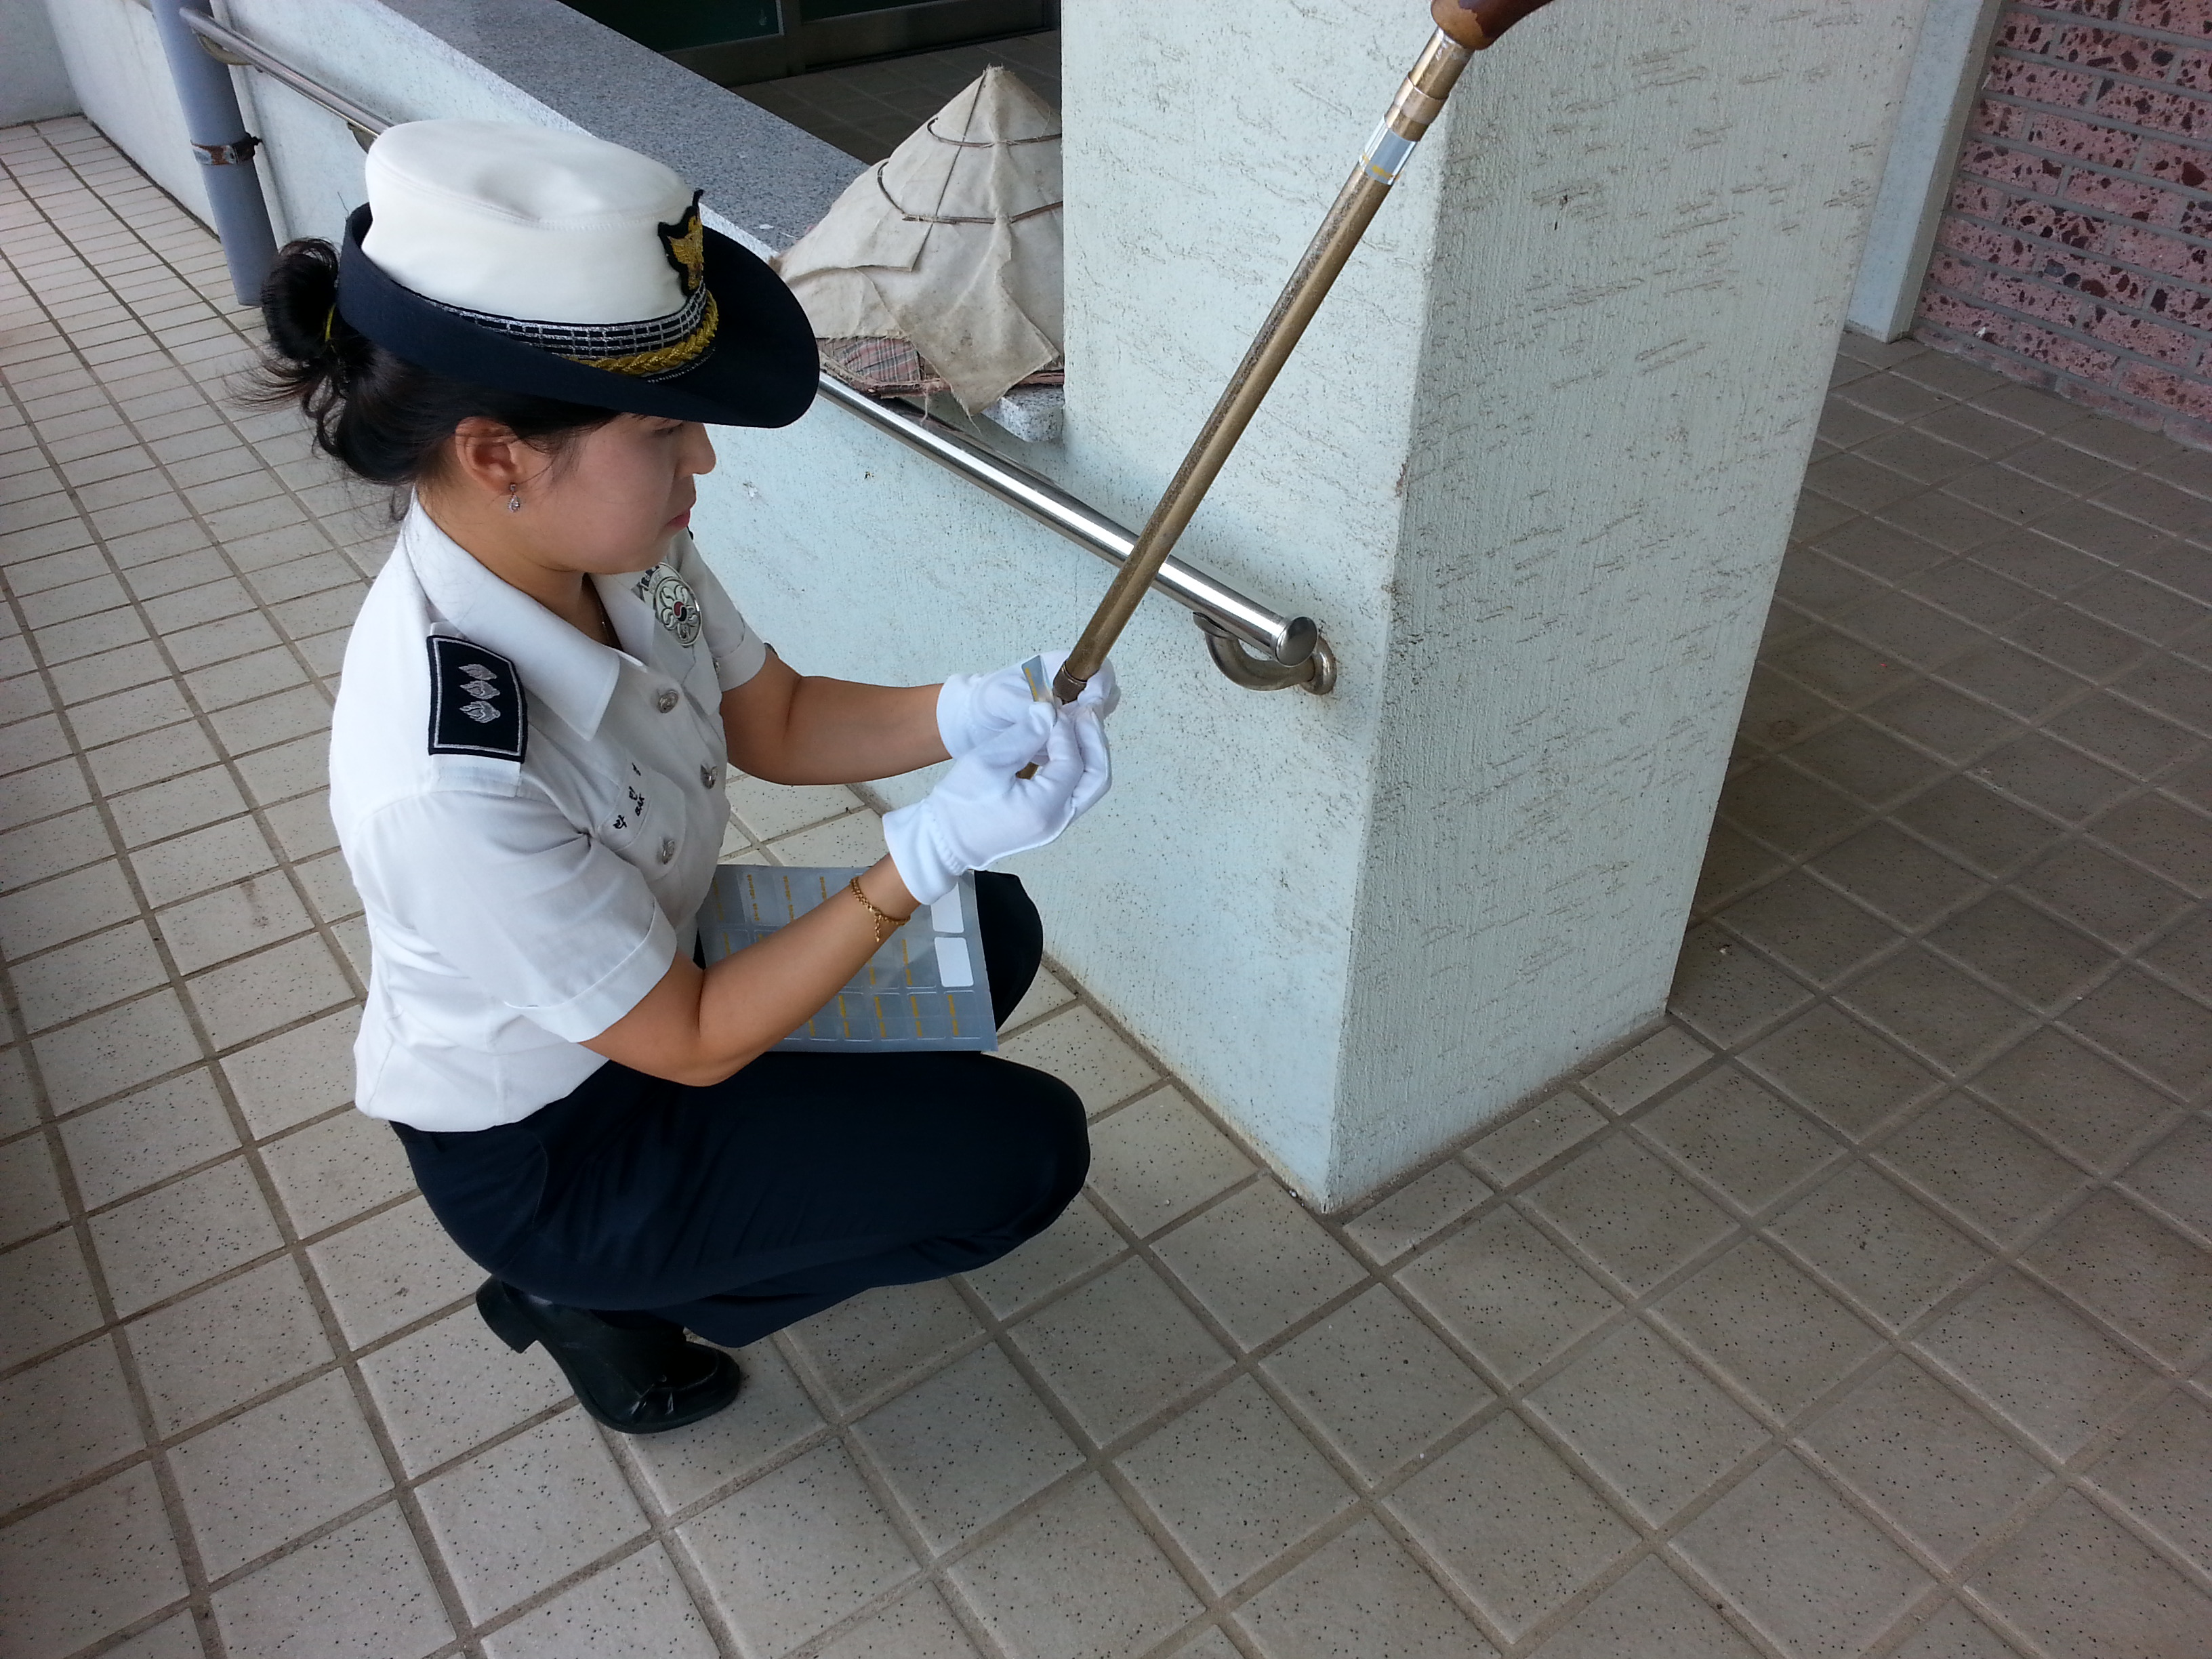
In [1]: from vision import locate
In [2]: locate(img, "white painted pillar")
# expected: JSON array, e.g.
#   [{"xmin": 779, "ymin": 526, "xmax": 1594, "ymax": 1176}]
[{"xmin": 1050, "ymin": 0, "xmax": 1931, "ymax": 1208}]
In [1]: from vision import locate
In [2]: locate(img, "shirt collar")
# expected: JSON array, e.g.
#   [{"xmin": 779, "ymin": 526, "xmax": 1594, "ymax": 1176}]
[{"xmin": 398, "ymin": 499, "xmax": 633, "ymax": 741}]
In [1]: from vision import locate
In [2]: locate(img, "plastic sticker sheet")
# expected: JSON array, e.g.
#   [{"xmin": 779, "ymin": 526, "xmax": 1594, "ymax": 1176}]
[{"xmin": 697, "ymin": 865, "xmax": 996, "ymax": 1052}]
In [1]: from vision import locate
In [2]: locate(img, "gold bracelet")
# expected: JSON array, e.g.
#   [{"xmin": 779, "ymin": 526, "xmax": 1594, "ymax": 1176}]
[{"xmin": 846, "ymin": 876, "xmax": 901, "ymax": 945}]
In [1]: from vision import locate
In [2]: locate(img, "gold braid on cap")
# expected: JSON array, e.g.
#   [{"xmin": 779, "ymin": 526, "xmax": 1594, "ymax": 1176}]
[{"xmin": 423, "ymin": 192, "xmax": 720, "ymax": 382}]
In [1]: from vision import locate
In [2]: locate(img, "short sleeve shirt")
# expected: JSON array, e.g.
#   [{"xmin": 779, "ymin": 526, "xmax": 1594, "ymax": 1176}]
[{"xmin": 329, "ymin": 503, "xmax": 767, "ymax": 1131}]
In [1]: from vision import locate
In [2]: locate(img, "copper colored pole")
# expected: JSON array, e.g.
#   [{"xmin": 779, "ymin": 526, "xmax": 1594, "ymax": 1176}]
[{"xmin": 1052, "ymin": 0, "xmax": 1563, "ymax": 705}]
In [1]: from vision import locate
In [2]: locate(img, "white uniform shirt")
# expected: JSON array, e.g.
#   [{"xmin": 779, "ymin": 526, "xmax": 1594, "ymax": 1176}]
[{"xmin": 330, "ymin": 503, "xmax": 767, "ymax": 1131}]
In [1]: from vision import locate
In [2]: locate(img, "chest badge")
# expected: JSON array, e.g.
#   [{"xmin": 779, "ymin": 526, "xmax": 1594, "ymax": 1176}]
[
  {"xmin": 651, "ymin": 569, "xmax": 702, "ymax": 647},
  {"xmin": 427, "ymin": 636, "xmax": 526, "ymax": 762}
]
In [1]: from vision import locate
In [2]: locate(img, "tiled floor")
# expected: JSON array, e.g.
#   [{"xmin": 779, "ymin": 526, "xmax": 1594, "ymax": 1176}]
[
  {"xmin": 734, "ymin": 30, "xmax": 1061, "ymax": 163},
  {"xmin": 3, "ymin": 113, "xmax": 2210, "ymax": 1659}
]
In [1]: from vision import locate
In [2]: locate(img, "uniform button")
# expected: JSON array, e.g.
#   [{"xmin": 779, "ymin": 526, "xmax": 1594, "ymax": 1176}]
[
  {"xmin": 657, "ymin": 836, "xmax": 678, "ymax": 864},
  {"xmin": 654, "ymin": 689, "xmax": 679, "ymax": 713},
  {"xmin": 700, "ymin": 764, "xmax": 718, "ymax": 789}
]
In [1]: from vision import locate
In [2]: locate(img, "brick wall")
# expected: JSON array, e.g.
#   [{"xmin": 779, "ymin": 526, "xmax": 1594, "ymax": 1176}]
[{"xmin": 1917, "ymin": 0, "xmax": 2212, "ymax": 446}]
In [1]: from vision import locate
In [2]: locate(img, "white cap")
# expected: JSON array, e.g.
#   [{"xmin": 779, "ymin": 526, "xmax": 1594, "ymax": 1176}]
[{"xmin": 361, "ymin": 119, "xmax": 695, "ymax": 327}]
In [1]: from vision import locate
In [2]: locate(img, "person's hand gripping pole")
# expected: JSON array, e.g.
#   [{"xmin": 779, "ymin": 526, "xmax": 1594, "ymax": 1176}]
[{"xmin": 1046, "ymin": 0, "xmax": 1565, "ymax": 710}]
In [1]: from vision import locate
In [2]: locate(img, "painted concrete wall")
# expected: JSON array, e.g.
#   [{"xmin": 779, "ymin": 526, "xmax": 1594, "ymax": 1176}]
[
  {"xmin": 59, "ymin": 0, "xmax": 1930, "ymax": 1208},
  {"xmin": 40, "ymin": 0, "xmax": 209, "ymax": 219},
  {"xmin": 1, "ymin": 0, "xmax": 77, "ymax": 126}
]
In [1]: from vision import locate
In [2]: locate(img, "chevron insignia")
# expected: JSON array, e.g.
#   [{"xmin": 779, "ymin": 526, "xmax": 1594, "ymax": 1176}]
[{"xmin": 427, "ymin": 636, "xmax": 525, "ymax": 761}]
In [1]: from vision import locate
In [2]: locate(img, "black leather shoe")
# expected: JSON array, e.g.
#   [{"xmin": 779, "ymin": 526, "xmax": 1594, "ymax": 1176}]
[{"xmin": 476, "ymin": 1278, "xmax": 741, "ymax": 1434}]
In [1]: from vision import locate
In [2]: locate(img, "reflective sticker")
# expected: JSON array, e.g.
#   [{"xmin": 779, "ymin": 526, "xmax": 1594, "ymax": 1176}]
[
  {"xmin": 1019, "ymin": 654, "xmax": 1051, "ymax": 702},
  {"xmin": 930, "ymin": 893, "xmax": 966, "ymax": 935},
  {"xmin": 934, "ymin": 935, "xmax": 975, "ymax": 988},
  {"xmin": 1361, "ymin": 123, "xmax": 1418, "ymax": 185}
]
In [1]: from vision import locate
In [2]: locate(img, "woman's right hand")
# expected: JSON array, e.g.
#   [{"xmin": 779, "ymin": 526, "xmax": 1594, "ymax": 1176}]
[{"xmin": 883, "ymin": 703, "xmax": 1111, "ymax": 903}]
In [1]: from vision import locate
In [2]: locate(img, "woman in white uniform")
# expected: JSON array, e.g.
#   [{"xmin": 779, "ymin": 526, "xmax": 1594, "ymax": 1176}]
[{"xmin": 270, "ymin": 121, "xmax": 1113, "ymax": 1433}]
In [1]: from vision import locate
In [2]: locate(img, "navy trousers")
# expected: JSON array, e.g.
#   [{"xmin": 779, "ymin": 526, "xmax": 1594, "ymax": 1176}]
[{"xmin": 394, "ymin": 874, "xmax": 1088, "ymax": 1349}]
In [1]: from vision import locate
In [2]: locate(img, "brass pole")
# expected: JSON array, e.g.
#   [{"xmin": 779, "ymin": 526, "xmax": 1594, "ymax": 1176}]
[{"xmin": 1052, "ymin": 0, "xmax": 1563, "ymax": 705}]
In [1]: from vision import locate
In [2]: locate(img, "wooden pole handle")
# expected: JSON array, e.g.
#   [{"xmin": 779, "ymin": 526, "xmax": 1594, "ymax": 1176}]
[{"xmin": 1430, "ymin": 0, "xmax": 1560, "ymax": 50}]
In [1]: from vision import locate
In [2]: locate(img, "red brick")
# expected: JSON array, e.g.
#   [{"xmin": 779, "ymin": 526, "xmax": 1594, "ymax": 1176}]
[
  {"xmin": 2177, "ymin": 195, "xmax": 2212, "ymax": 234},
  {"xmin": 2121, "ymin": 361, "xmax": 2212, "ymax": 417},
  {"xmin": 1987, "ymin": 270, "xmax": 2088, "ymax": 323},
  {"xmin": 2021, "ymin": 0, "xmax": 2128, "ymax": 20},
  {"xmin": 2066, "ymin": 169, "xmax": 2184, "ymax": 220},
  {"xmin": 2170, "ymin": 47, "xmax": 2212, "ymax": 87},
  {"xmin": 2015, "ymin": 320, "xmax": 2124, "ymax": 377},
  {"xmin": 1989, "ymin": 54, "xmax": 2100, "ymax": 106},
  {"xmin": 2139, "ymin": 138, "xmax": 2212, "ymax": 187},
  {"xmin": 1927, "ymin": 252, "xmax": 1985, "ymax": 296},
  {"xmin": 1963, "ymin": 140, "xmax": 2069, "ymax": 192},
  {"xmin": 2094, "ymin": 80, "xmax": 2211, "ymax": 134},
  {"xmin": 2129, "ymin": 0, "xmax": 2212, "ymax": 37},
  {"xmin": 2001, "ymin": 12, "xmax": 2066, "ymax": 52},
  {"xmin": 1919, "ymin": 287, "xmax": 2013, "ymax": 343},
  {"xmin": 1948, "ymin": 177, "xmax": 2020, "ymax": 222},
  {"xmin": 2085, "ymin": 303, "xmax": 2199, "ymax": 357},
  {"xmin": 2106, "ymin": 218, "xmax": 2212, "ymax": 277},
  {"xmin": 2006, "ymin": 195, "xmax": 2110, "ymax": 246},
  {"xmin": 2019, "ymin": 110, "xmax": 2142, "ymax": 164},
  {"xmin": 2053, "ymin": 23, "xmax": 2180, "ymax": 75}
]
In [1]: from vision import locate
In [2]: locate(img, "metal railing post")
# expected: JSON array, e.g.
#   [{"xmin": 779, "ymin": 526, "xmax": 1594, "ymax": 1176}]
[{"xmin": 150, "ymin": 0, "xmax": 279, "ymax": 308}]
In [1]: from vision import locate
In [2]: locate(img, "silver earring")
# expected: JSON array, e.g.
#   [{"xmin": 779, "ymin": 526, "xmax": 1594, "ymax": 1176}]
[{"xmin": 506, "ymin": 484, "xmax": 522, "ymax": 514}]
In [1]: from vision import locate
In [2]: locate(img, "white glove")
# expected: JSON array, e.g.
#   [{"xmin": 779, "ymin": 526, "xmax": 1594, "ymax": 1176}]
[
  {"xmin": 937, "ymin": 649, "xmax": 1119, "ymax": 758},
  {"xmin": 884, "ymin": 703, "xmax": 1111, "ymax": 904}
]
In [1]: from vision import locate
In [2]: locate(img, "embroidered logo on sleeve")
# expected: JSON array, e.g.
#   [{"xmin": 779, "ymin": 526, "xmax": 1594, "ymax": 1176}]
[{"xmin": 426, "ymin": 636, "xmax": 527, "ymax": 762}]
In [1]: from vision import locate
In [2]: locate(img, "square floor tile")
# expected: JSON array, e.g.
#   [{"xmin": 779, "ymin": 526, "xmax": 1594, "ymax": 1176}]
[
  {"xmin": 1675, "ymin": 1450, "xmax": 1933, "ymax": 1658},
  {"xmin": 222, "ymin": 1006, "xmax": 358, "ymax": 1135},
  {"xmin": 1655, "ymin": 1237, "xmax": 1887, "ymax": 1420},
  {"xmin": 212, "ymin": 1501, "xmax": 451, "ymax": 1659},
  {"xmin": 418, "ymin": 1407, "xmax": 647, "ymax": 1622},
  {"xmin": 1768, "ymin": 1162, "xmax": 1988, "ymax": 1331},
  {"xmin": 2118, "ymin": 1115, "xmax": 2212, "ymax": 1242},
  {"xmin": 0, "ymin": 1333, "xmax": 144, "ymax": 1514},
  {"xmin": 1637, "ymin": 1065, "xmax": 1843, "ymax": 1212},
  {"xmin": 1927, "ymin": 891, "xmax": 2116, "ymax": 1011},
  {"xmin": 2015, "ymin": 840, "xmax": 2191, "ymax": 951},
  {"xmin": 1716, "ymin": 871, "xmax": 1900, "ymax": 985},
  {"xmin": 123, "ymin": 1254, "xmax": 332, "ymax": 1436},
  {"xmin": 1970, "ymin": 1490, "xmax": 2212, "ymax": 1659},
  {"xmin": 1460, "ymin": 1092, "xmax": 1606, "ymax": 1187},
  {"xmin": 1581, "ymin": 1025, "xmax": 1712, "ymax": 1113},
  {"xmin": 0, "ymin": 1466, "xmax": 186, "ymax": 1659},
  {"xmin": 1086, "ymin": 1088, "xmax": 1254, "ymax": 1236},
  {"xmin": 481, "ymin": 1543, "xmax": 714, "ymax": 1659},
  {"xmin": 1528, "ymin": 1134, "xmax": 1738, "ymax": 1296},
  {"xmin": 0, "ymin": 1130, "xmax": 65, "ymax": 1248},
  {"xmin": 1668, "ymin": 926, "xmax": 1816, "ymax": 1047},
  {"xmin": 1915, "ymin": 1271, "xmax": 2156, "ymax": 1460},
  {"xmin": 680, "ymin": 1439, "xmax": 918, "ymax": 1658},
  {"xmin": 1525, "ymin": 1315, "xmax": 1767, "ymax": 1525},
  {"xmin": 852, "ymin": 1341, "xmax": 1081, "ymax": 1553},
  {"xmin": 127, "ymin": 815, "xmax": 277, "ymax": 909},
  {"xmin": 1259, "ymin": 1284, "xmax": 1493, "ymax": 1486},
  {"xmin": 1117, "ymin": 1374, "xmax": 1354, "ymax": 1593},
  {"xmin": 1008, "ymin": 1257, "xmax": 1231, "ymax": 1447},
  {"xmin": 1542, "ymin": 1557, "xmax": 1770, "ymax": 1658},
  {"xmin": 726, "ymin": 774, "xmax": 866, "ymax": 841},
  {"xmin": 2022, "ymin": 1190, "xmax": 2212, "ymax": 1363},
  {"xmin": 259, "ymin": 1107, "xmax": 413, "ymax": 1236},
  {"xmin": 185, "ymin": 933, "xmax": 352, "ymax": 1050},
  {"xmin": 1397, "ymin": 1204, "xmax": 1618, "ymax": 1387},
  {"xmin": 89, "ymin": 1155, "xmax": 282, "ymax": 1315},
  {"xmin": 155, "ymin": 872, "xmax": 313, "ymax": 977},
  {"xmin": 1387, "ymin": 1410, "xmax": 1637, "ymax": 1641},
  {"xmin": 996, "ymin": 1006, "xmax": 1160, "ymax": 1115},
  {"xmin": 619, "ymin": 1338, "xmax": 824, "ymax": 1515},
  {"xmin": 960, "ymin": 1192, "xmax": 1125, "ymax": 1319},
  {"xmin": 1975, "ymin": 1027, "xmax": 2178, "ymax": 1174},
  {"xmin": 1739, "ymin": 1002, "xmax": 1942, "ymax": 1141},
  {"xmin": 1863, "ymin": 678, "xmax": 2022, "ymax": 764},
  {"xmin": 1837, "ymin": 948, "xmax": 2038, "ymax": 1073},
  {"xmin": 1153, "ymin": 1180, "xmax": 1366, "ymax": 1349},
  {"xmin": 170, "ymin": 1369, "xmax": 389, "ymax": 1576},
  {"xmin": 359, "ymin": 1303, "xmax": 575, "ymax": 1479},
  {"xmin": 1234, "ymin": 1515, "xmax": 1499, "ymax": 1659},
  {"xmin": 1876, "ymin": 1094, "xmax": 2090, "ymax": 1249},
  {"xmin": 2085, "ymin": 1387, "xmax": 2212, "ymax": 1574},
  {"xmin": 308, "ymin": 1195, "xmax": 480, "ymax": 1349},
  {"xmin": 1894, "ymin": 775, "xmax": 2064, "ymax": 878},
  {"xmin": 946, "ymin": 1475, "xmax": 1203, "ymax": 1659},
  {"xmin": 2064, "ymin": 966, "xmax": 2212, "ymax": 1094},
  {"xmin": 782, "ymin": 1277, "xmax": 978, "ymax": 1414},
  {"xmin": 1344, "ymin": 1161, "xmax": 1490, "ymax": 1265},
  {"xmin": 0, "ymin": 858, "xmax": 136, "ymax": 959},
  {"xmin": 1798, "ymin": 1355, "xmax": 2049, "ymax": 1569}
]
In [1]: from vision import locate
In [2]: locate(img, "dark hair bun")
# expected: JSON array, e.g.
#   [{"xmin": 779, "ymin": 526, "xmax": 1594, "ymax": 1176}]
[{"xmin": 247, "ymin": 237, "xmax": 614, "ymax": 490}]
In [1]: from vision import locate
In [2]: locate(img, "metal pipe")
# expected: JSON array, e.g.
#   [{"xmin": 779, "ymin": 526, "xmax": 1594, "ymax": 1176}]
[
  {"xmin": 168, "ymin": 13, "xmax": 1339, "ymax": 691},
  {"xmin": 150, "ymin": 0, "xmax": 279, "ymax": 308},
  {"xmin": 1051, "ymin": 0, "xmax": 1562, "ymax": 705}
]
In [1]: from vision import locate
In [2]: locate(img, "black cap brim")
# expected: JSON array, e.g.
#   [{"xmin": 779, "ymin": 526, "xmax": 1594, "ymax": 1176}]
[{"xmin": 335, "ymin": 204, "xmax": 819, "ymax": 428}]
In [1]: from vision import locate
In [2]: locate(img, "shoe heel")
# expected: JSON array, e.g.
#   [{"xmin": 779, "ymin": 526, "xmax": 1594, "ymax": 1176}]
[{"xmin": 476, "ymin": 1279, "xmax": 537, "ymax": 1353}]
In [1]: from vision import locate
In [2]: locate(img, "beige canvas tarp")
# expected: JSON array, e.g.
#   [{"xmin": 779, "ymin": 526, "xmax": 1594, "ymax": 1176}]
[{"xmin": 773, "ymin": 66, "xmax": 1062, "ymax": 414}]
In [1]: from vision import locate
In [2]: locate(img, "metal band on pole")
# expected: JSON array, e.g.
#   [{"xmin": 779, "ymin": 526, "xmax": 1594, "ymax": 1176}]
[{"xmin": 149, "ymin": 0, "xmax": 279, "ymax": 309}]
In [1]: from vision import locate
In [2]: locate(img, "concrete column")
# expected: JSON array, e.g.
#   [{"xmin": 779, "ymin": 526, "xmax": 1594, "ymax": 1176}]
[{"xmin": 1050, "ymin": 0, "xmax": 1931, "ymax": 1208}]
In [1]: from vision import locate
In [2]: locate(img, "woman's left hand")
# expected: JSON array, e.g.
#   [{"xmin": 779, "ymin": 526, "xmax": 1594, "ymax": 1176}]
[{"xmin": 937, "ymin": 649, "xmax": 1118, "ymax": 758}]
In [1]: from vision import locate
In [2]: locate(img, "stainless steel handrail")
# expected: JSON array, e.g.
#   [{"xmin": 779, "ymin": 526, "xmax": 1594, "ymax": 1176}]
[{"xmin": 185, "ymin": 10, "xmax": 1336, "ymax": 690}]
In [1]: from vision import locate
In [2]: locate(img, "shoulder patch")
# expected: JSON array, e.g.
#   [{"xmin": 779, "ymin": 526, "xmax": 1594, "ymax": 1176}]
[{"xmin": 426, "ymin": 636, "xmax": 527, "ymax": 762}]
